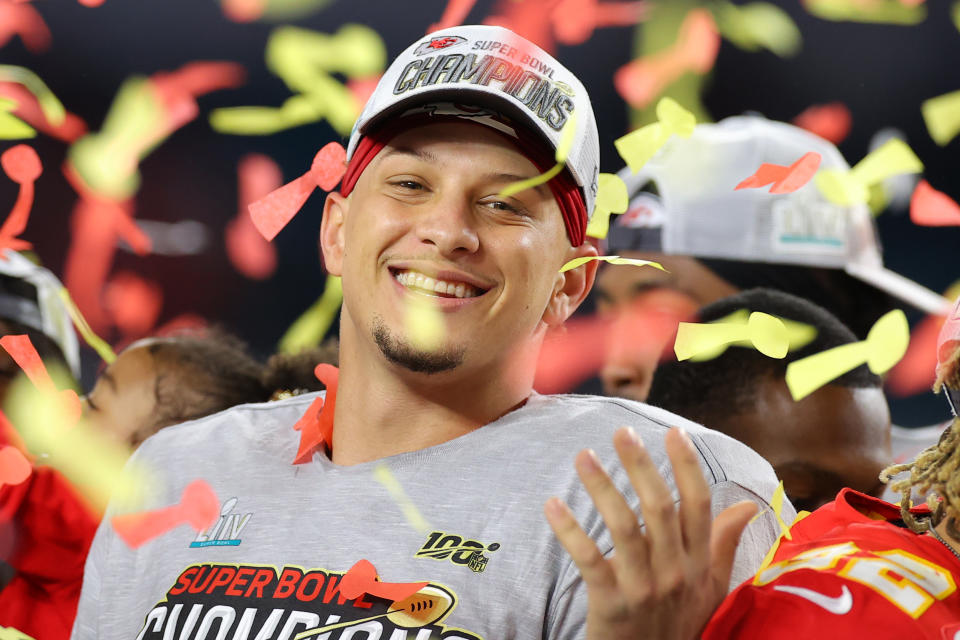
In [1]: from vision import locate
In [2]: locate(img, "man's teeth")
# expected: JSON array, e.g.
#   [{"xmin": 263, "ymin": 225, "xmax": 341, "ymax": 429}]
[{"xmin": 394, "ymin": 270, "xmax": 480, "ymax": 298}]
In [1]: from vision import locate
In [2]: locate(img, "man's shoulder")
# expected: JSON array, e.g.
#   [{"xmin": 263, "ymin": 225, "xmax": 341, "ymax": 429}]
[{"xmin": 135, "ymin": 392, "xmax": 324, "ymax": 463}]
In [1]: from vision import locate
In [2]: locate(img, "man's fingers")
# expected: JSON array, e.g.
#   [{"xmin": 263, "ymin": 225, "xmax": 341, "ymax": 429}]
[
  {"xmin": 612, "ymin": 427, "xmax": 683, "ymax": 581},
  {"xmin": 573, "ymin": 448, "xmax": 651, "ymax": 573},
  {"xmin": 544, "ymin": 497, "xmax": 618, "ymax": 595},
  {"xmin": 664, "ymin": 427, "xmax": 713, "ymax": 567},
  {"xmin": 708, "ymin": 500, "xmax": 759, "ymax": 590}
]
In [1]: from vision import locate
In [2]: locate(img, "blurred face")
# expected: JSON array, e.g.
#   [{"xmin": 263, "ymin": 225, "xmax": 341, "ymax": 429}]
[
  {"xmin": 595, "ymin": 252, "xmax": 731, "ymax": 401},
  {"xmin": 722, "ymin": 378, "xmax": 892, "ymax": 512},
  {"xmin": 82, "ymin": 344, "xmax": 158, "ymax": 447},
  {"xmin": 322, "ymin": 122, "xmax": 594, "ymax": 379}
]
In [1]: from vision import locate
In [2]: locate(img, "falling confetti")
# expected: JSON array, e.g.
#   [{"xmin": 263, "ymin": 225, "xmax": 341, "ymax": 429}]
[
  {"xmin": 792, "ymin": 102, "xmax": 852, "ymax": 144},
  {"xmin": 614, "ymin": 97, "xmax": 696, "ymax": 173},
  {"xmin": 57, "ymin": 287, "xmax": 117, "ymax": 364},
  {"xmin": 0, "ymin": 97, "xmax": 34, "ymax": 139},
  {"xmin": 735, "ymin": 152, "xmax": 821, "ymax": 194},
  {"xmin": 803, "ymin": 0, "xmax": 926, "ymax": 24},
  {"xmin": 111, "ymin": 479, "xmax": 219, "ymax": 549},
  {"xmin": 559, "ymin": 254, "xmax": 665, "ymax": 273},
  {"xmin": 428, "ymin": 0, "xmax": 479, "ymax": 31},
  {"xmin": 674, "ymin": 311, "xmax": 790, "ymax": 361},
  {"xmin": 292, "ymin": 364, "xmax": 337, "ymax": 464},
  {"xmin": 585, "ymin": 173, "xmax": 629, "ymax": 239},
  {"xmin": 713, "ymin": 1, "xmax": 802, "ymax": 57},
  {"xmin": 921, "ymin": 89, "xmax": 960, "ymax": 146},
  {"xmin": 910, "ymin": 180, "xmax": 960, "ymax": 227},
  {"xmin": 405, "ymin": 295, "xmax": 446, "ymax": 352},
  {"xmin": 0, "ymin": 144, "xmax": 40, "ymax": 253},
  {"xmin": 815, "ymin": 138, "xmax": 923, "ymax": 206},
  {"xmin": 278, "ymin": 275, "xmax": 343, "ymax": 355},
  {"xmin": 0, "ymin": 444, "xmax": 31, "ymax": 488},
  {"xmin": 373, "ymin": 464, "xmax": 432, "ymax": 535},
  {"xmin": 0, "ymin": 0, "xmax": 50, "ymax": 53},
  {"xmin": 499, "ymin": 113, "xmax": 576, "ymax": 198},
  {"xmin": 785, "ymin": 309, "xmax": 909, "ymax": 401}
]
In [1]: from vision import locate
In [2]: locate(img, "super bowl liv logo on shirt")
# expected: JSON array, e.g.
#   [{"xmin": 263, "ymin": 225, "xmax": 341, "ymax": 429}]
[{"xmin": 190, "ymin": 497, "xmax": 252, "ymax": 548}]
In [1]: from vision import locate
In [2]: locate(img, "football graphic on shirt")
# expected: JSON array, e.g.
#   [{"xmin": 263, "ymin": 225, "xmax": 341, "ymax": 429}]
[{"xmin": 387, "ymin": 584, "xmax": 456, "ymax": 628}]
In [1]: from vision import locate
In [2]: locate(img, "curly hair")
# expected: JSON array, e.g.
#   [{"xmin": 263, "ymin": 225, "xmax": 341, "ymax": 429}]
[{"xmin": 880, "ymin": 344, "xmax": 960, "ymax": 533}]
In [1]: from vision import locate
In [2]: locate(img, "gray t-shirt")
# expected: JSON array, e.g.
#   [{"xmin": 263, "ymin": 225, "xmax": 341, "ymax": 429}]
[{"xmin": 72, "ymin": 392, "xmax": 791, "ymax": 640}]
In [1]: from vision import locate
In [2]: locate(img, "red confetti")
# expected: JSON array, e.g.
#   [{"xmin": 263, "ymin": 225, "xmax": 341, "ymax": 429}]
[
  {"xmin": 249, "ymin": 142, "xmax": 346, "ymax": 242},
  {"xmin": 886, "ymin": 312, "xmax": 942, "ymax": 397},
  {"xmin": 0, "ymin": 0, "xmax": 50, "ymax": 53},
  {"xmin": 293, "ymin": 364, "xmax": 338, "ymax": 464},
  {"xmin": 220, "ymin": 0, "xmax": 266, "ymax": 22},
  {"xmin": 226, "ymin": 154, "xmax": 281, "ymax": 280},
  {"xmin": 428, "ymin": 0, "xmax": 479, "ymax": 31},
  {"xmin": 0, "ymin": 144, "xmax": 40, "ymax": 253},
  {"xmin": 735, "ymin": 152, "xmax": 821, "ymax": 194},
  {"xmin": 910, "ymin": 180, "xmax": 960, "ymax": 227},
  {"xmin": 534, "ymin": 314, "xmax": 610, "ymax": 394},
  {"xmin": 614, "ymin": 9, "xmax": 719, "ymax": 109},
  {"xmin": 552, "ymin": 0, "xmax": 648, "ymax": 46},
  {"xmin": 110, "ymin": 479, "xmax": 219, "ymax": 549},
  {"xmin": 484, "ymin": 0, "xmax": 561, "ymax": 53},
  {"xmin": 0, "ymin": 334, "xmax": 82, "ymax": 425},
  {"xmin": 104, "ymin": 271, "xmax": 163, "ymax": 338},
  {"xmin": 0, "ymin": 82, "xmax": 87, "ymax": 142},
  {"xmin": 338, "ymin": 559, "xmax": 428, "ymax": 602},
  {"xmin": 792, "ymin": 102, "xmax": 852, "ymax": 145},
  {"xmin": 0, "ymin": 445, "xmax": 31, "ymax": 488}
]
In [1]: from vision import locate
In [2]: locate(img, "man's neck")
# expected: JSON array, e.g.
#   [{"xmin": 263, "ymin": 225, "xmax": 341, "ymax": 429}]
[
  {"xmin": 933, "ymin": 518, "xmax": 960, "ymax": 558},
  {"xmin": 329, "ymin": 333, "xmax": 537, "ymax": 466}
]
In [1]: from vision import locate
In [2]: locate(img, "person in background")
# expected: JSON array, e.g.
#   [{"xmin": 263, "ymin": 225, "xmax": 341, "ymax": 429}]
[
  {"xmin": 594, "ymin": 115, "xmax": 950, "ymax": 403},
  {"xmin": 699, "ymin": 293, "xmax": 960, "ymax": 638},
  {"xmin": 647, "ymin": 288, "xmax": 892, "ymax": 512}
]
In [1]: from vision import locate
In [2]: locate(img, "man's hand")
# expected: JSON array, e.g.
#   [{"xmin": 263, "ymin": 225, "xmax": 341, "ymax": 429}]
[{"xmin": 544, "ymin": 426, "xmax": 758, "ymax": 640}]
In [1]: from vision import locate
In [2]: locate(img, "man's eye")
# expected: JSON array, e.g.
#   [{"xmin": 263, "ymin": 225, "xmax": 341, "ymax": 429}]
[
  {"xmin": 393, "ymin": 180, "xmax": 424, "ymax": 191},
  {"xmin": 484, "ymin": 200, "xmax": 527, "ymax": 215}
]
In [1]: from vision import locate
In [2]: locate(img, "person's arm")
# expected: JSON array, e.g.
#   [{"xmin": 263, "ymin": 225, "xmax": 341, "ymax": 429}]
[{"xmin": 544, "ymin": 426, "xmax": 758, "ymax": 640}]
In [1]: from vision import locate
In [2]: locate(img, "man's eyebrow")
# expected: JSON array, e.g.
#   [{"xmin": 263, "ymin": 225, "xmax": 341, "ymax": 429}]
[
  {"xmin": 481, "ymin": 173, "xmax": 551, "ymax": 198},
  {"xmin": 379, "ymin": 146, "xmax": 439, "ymax": 164}
]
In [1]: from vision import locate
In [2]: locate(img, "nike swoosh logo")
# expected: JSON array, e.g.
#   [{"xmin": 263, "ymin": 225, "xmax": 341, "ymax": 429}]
[{"xmin": 773, "ymin": 584, "xmax": 853, "ymax": 615}]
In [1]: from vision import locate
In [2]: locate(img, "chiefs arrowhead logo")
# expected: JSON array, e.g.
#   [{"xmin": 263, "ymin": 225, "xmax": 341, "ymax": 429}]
[{"xmin": 414, "ymin": 35, "xmax": 467, "ymax": 56}]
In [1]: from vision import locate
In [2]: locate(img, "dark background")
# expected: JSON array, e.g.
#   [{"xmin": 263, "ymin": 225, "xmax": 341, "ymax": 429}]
[{"xmin": 0, "ymin": 0, "xmax": 957, "ymax": 425}]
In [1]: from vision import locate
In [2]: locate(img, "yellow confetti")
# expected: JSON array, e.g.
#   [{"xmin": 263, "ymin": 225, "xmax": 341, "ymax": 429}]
[
  {"xmin": 5, "ymin": 369, "xmax": 148, "ymax": 512},
  {"xmin": 921, "ymin": 90, "xmax": 960, "ymax": 147},
  {"xmin": 686, "ymin": 310, "xmax": 817, "ymax": 363},
  {"xmin": 0, "ymin": 65, "xmax": 66, "ymax": 126},
  {"xmin": 614, "ymin": 97, "xmax": 696, "ymax": 173},
  {"xmin": 498, "ymin": 113, "xmax": 577, "ymax": 199},
  {"xmin": 953, "ymin": 1, "xmax": 960, "ymax": 32},
  {"xmin": 785, "ymin": 308, "xmax": 909, "ymax": 401},
  {"xmin": 373, "ymin": 464, "xmax": 432, "ymax": 535},
  {"xmin": 0, "ymin": 98, "xmax": 36, "ymax": 140},
  {"xmin": 0, "ymin": 625, "xmax": 35, "ymax": 640},
  {"xmin": 714, "ymin": 2, "xmax": 802, "ymax": 57},
  {"xmin": 585, "ymin": 173, "xmax": 629, "ymax": 240},
  {"xmin": 753, "ymin": 509, "xmax": 811, "ymax": 576},
  {"xmin": 803, "ymin": 0, "xmax": 925, "ymax": 24},
  {"xmin": 405, "ymin": 296, "xmax": 445, "ymax": 351},
  {"xmin": 815, "ymin": 138, "xmax": 923, "ymax": 206},
  {"xmin": 58, "ymin": 287, "xmax": 117, "ymax": 364},
  {"xmin": 278, "ymin": 275, "xmax": 343, "ymax": 354},
  {"xmin": 559, "ymin": 255, "xmax": 665, "ymax": 273},
  {"xmin": 210, "ymin": 95, "xmax": 323, "ymax": 136},
  {"xmin": 675, "ymin": 311, "xmax": 790, "ymax": 361}
]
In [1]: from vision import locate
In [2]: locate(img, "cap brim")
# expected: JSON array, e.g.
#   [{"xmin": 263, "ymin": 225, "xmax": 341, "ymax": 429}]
[{"xmin": 845, "ymin": 261, "xmax": 953, "ymax": 316}]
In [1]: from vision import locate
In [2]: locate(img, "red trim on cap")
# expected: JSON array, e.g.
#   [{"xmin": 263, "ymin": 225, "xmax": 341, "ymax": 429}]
[{"xmin": 341, "ymin": 115, "xmax": 587, "ymax": 246}]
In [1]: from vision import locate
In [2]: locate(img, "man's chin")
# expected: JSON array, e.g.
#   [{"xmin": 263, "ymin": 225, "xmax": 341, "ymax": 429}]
[{"xmin": 372, "ymin": 320, "xmax": 465, "ymax": 375}]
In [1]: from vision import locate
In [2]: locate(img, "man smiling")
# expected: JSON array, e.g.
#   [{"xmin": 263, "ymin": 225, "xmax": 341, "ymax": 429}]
[{"xmin": 73, "ymin": 26, "xmax": 786, "ymax": 640}]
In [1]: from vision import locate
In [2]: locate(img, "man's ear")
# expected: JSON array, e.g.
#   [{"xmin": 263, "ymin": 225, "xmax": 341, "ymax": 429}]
[
  {"xmin": 319, "ymin": 191, "xmax": 348, "ymax": 276},
  {"xmin": 542, "ymin": 242, "xmax": 599, "ymax": 328}
]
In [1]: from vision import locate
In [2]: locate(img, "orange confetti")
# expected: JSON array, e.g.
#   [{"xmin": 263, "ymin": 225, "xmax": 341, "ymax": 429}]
[
  {"xmin": 338, "ymin": 559, "xmax": 428, "ymax": 602},
  {"xmin": 220, "ymin": 0, "xmax": 267, "ymax": 22},
  {"xmin": 484, "ymin": 0, "xmax": 560, "ymax": 52},
  {"xmin": 0, "ymin": 334, "xmax": 82, "ymax": 424},
  {"xmin": 0, "ymin": 144, "xmax": 40, "ymax": 253},
  {"xmin": 104, "ymin": 271, "xmax": 163, "ymax": 338},
  {"xmin": 226, "ymin": 154, "xmax": 282, "ymax": 280},
  {"xmin": 735, "ymin": 152, "xmax": 821, "ymax": 194},
  {"xmin": 293, "ymin": 364, "xmax": 338, "ymax": 464},
  {"xmin": 249, "ymin": 142, "xmax": 346, "ymax": 241},
  {"xmin": 0, "ymin": 445, "xmax": 31, "ymax": 488},
  {"xmin": 614, "ymin": 9, "xmax": 719, "ymax": 109},
  {"xmin": 110, "ymin": 479, "xmax": 219, "ymax": 549},
  {"xmin": 534, "ymin": 313, "xmax": 610, "ymax": 394},
  {"xmin": 552, "ymin": 0, "xmax": 648, "ymax": 46},
  {"xmin": 792, "ymin": 102, "xmax": 852, "ymax": 144},
  {"xmin": 886, "ymin": 311, "xmax": 942, "ymax": 396},
  {"xmin": 0, "ymin": 0, "xmax": 50, "ymax": 53},
  {"xmin": 428, "ymin": 0, "xmax": 479, "ymax": 31},
  {"xmin": 910, "ymin": 180, "xmax": 960, "ymax": 227},
  {"xmin": 0, "ymin": 83, "xmax": 86, "ymax": 142}
]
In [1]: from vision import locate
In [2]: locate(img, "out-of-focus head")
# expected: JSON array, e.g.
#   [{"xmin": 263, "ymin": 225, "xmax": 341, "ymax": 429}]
[
  {"xmin": 647, "ymin": 288, "xmax": 891, "ymax": 511},
  {"xmin": 322, "ymin": 26, "xmax": 602, "ymax": 379},
  {"xmin": 0, "ymin": 251, "xmax": 80, "ymax": 399},
  {"xmin": 83, "ymin": 331, "xmax": 265, "ymax": 447}
]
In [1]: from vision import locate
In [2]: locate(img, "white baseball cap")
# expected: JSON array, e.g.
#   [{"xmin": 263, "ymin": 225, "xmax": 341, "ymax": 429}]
[
  {"xmin": 610, "ymin": 115, "xmax": 951, "ymax": 316},
  {"xmin": 0, "ymin": 250, "xmax": 80, "ymax": 377},
  {"xmin": 346, "ymin": 25, "xmax": 600, "ymax": 222}
]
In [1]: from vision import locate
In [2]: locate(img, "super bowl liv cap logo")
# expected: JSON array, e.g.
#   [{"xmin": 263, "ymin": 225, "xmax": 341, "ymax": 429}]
[{"xmin": 190, "ymin": 497, "xmax": 252, "ymax": 548}]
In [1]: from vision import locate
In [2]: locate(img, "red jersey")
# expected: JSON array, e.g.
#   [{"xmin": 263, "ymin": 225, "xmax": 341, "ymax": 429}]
[{"xmin": 703, "ymin": 488, "xmax": 960, "ymax": 639}]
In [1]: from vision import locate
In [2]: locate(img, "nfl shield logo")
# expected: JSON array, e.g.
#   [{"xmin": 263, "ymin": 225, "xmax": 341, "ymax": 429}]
[{"xmin": 467, "ymin": 551, "xmax": 488, "ymax": 573}]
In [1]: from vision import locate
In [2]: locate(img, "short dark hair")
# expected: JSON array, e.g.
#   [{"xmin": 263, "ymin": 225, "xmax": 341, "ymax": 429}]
[{"xmin": 647, "ymin": 288, "xmax": 882, "ymax": 425}]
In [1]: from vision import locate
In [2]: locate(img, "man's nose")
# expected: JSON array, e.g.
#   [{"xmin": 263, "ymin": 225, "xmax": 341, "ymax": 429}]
[
  {"xmin": 414, "ymin": 194, "xmax": 481, "ymax": 255},
  {"xmin": 600, "ymin": 359, "xmax": 654, "ymax": 402}
]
